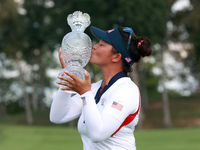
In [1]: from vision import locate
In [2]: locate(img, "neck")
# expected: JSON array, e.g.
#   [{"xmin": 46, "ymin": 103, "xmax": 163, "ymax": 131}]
[{"xmin": 100, "ymin": 65, "xmax": 123, "ymax": 88}]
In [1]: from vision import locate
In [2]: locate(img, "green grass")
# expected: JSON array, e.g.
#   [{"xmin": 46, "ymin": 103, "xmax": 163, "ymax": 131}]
[
  {"xmin": 0, "ymin": 125, "xmax": 82, "ymax": 150},
  {"xmin": 135, "ymin": 128, "xmax": 200, "ymax": 150},
  {"xmin": 0, "ymin": 125, "xmax": 199, "ymax": 150}
]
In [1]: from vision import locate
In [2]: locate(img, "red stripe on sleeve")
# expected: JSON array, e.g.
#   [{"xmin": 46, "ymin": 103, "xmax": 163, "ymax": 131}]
[{"xmin": 111, "ymin": 92, "xmax": 141, "ymax": 137}]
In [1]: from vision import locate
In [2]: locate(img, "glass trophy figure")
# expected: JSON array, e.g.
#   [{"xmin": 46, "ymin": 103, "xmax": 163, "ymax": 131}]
[{"xmin": 57, "ymin": 11, "xmax": 92, "ymax": 93}]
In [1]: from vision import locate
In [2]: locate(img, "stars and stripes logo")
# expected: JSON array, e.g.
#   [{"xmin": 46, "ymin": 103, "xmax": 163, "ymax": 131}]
[
  {"xmin": 125, "ymin": 57, "xmax": 132, "ymax": 63},
  {"xmin": 81, "ymin": 96, "xmax": 87, "ymax": 106},
  {"xmin": 101, "ymin": 98, "xmax": 106, "ymax": 106},
  {"xmin": 107, "ymin": 29, "xmax": 115, "ymax": 33},
  {"xmin": 111, "ymin": 101, "xmax": 123, "ymax": 111}
]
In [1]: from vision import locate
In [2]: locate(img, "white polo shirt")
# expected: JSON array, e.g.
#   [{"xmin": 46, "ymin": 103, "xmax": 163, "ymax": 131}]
[{"xmin": 73, "ymin": 77, "xmax": 140, "ymax": 150}]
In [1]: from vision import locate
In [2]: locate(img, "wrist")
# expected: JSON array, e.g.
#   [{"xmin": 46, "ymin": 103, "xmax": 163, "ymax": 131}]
[{"xmin": 80, "ymin": 89, "xmax": 92, "ymax": 96}]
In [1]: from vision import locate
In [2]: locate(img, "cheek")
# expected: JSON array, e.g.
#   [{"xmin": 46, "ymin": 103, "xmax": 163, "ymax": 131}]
[
  {"xmin": 91, "ymin": 51, "xmax": 102, "ymax": 59},
  {"xmin": 90, "ymin": 51, "xmax": 104, "ymax": 64},
  {"xmin": 89, "ymin": 53, "xmax": 97, "ymax": 63}
]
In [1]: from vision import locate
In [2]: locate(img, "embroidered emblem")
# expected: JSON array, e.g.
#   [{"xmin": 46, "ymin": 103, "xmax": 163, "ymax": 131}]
[
  {"xmin": 81, "ymin": 96, "xmax": 87, "ymax": 105},
  {"xmin": 111, "ymin": 101, "xmax": 123, "ymax": 111},
  {"xmin": 125, "ymin": 57, "xmax": 132, "ymax": 63},
  {"xmin": 101, "ymin": 98, "xmax": 106, "ymax": 106},
  {"xmin": 107, "ymin": 29, "xmax": 115, "ymax": 33}
]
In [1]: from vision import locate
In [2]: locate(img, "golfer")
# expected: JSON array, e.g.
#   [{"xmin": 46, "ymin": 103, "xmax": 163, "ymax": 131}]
[{"xmin": 50, "ymin": 26, "xmax": 152, "ymax": 150}]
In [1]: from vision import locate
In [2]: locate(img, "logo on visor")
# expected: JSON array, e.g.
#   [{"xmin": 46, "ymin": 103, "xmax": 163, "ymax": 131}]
[
  {"xmin": 125, "ymin": 57, "xmax": 132, "ymax": 63},
  {"xmin": 107, "ymin": 29, "xmax": 115, "ymax": 33}
]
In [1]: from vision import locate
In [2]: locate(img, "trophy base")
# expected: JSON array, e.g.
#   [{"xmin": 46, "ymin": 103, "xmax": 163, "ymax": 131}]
[{"xmin": 57, "ymin": 66, "xmax": 85, "ymax": 94}]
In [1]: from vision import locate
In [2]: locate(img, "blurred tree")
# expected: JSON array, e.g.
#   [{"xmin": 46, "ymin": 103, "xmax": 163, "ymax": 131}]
[
  {"xmin": 0, "ymin": 0, "xmax": 19, "ymax": 54},
  {"xmin": 0, "ymin": 0, "xmax": 20, "ymax": 117},
  {"xmin": 171, "ymin": 0, "xmax": 200, "ymax": 96},
  {"xmin": 0, "ymin": 53, "xmax": 13, "ymax": 117},
  {"xmin": 0, "ymin": 0, "xmax": 180, "ymax": 128},
  {"xmin": 0, "ymin": 0, "xmax": 58, "ymax": 124},
  {"xmin": 110, "ymin": 0, "xmax": 175, "ymax": 128},
  {"xmin": 20, "ymin": 0, "xmax": 55, "ymax": 112},
  {"xmin": 16, "ymin": 53, "xmax": 33, "ymax": 125}
]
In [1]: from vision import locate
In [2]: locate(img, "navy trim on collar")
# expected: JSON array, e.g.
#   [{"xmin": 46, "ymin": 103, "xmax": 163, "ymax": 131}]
[{"xmin": 95, "ymin": 71, "xmax": 128, "ymax": 104}]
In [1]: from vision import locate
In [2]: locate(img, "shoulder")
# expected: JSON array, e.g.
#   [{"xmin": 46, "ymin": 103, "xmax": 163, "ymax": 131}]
[
  {"xmin": 103, "ymin": 77, "xmax": 140, "ymax": 121},
  {"xmin": 107, "ymin": 77, "xmax": 140, "ymax": 109},
  {"xmin": 113, "ymin": 77, "xmax": 139, "ymax": 95}
]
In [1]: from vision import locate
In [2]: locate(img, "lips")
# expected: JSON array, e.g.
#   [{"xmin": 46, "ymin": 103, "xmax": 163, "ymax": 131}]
[{"xmin": 91, "ymin": 49, "xmax": 95, "ymax": 54}]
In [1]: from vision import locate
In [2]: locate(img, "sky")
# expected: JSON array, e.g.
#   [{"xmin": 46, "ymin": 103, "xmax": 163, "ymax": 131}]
[{"xmin": 172, "ymin": 0, "xmax": 191, "ymax": 12}]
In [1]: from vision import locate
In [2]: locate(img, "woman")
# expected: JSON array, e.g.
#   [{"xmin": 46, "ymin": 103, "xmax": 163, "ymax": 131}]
[{"xmin": 50, "ymin": 26, "xmax": 152, "ymax": 150}]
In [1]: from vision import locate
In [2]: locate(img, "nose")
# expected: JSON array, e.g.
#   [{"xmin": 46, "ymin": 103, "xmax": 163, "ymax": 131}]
[{"xmin": 93, "ymin": 43, "xmax": 98, "ymax": 50}]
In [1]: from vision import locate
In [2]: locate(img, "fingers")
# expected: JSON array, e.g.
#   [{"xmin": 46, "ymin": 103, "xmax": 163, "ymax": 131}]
[
  {"xmin": 59, "ymin": 47, "xmax": 63, "ymax": 61},
  {"xmin": 64, "ymin": 71, "xmax": 79, "ymax": 81},
  {"xmin": 57, "ymin": 73, "xmax": 80, "ymax": 93},
  {"xmin": 57, "ymin": 81, "xmax": 71, "ymax": 87},
  {"xmin": 58, "ymin": 47, "xmax": 67, "ymax": 68},
  {"xmin": 59, "ymin": 47, "xmax": 62, "ymax": 55},
  {"xmin": 60, "ymin": 87, "xmax": 72, "ymax": 91},
  {"xmin": 84, "ymin": 70, "xmax": 90, "ymax": 81},
  {"xmin": 56, "ymin": 76, "xmax": 74, "ymax": 91},
  {"xmin": 57, "ymin": 70, "xmax": 91, "ymax": 95},
  {"xmin": 57, "ymin": 74, "xmax": 75, "ymax": 85},
  {"xmin": 57, "ymin": 81, "xmax": 73, "ymax": 91},
  {"xmin": 57, "ymin": 71, "xmax": 79, "ymax": 89}
]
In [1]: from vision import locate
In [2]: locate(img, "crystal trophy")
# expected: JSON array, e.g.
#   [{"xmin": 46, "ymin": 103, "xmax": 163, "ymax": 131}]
[{"xmin": 57, "ymin": 11, "xmax": 92, "ymax": 93}]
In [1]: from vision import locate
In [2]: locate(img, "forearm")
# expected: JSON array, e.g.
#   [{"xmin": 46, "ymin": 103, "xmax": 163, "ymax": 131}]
[
  {"xmin": 81, "ymin": 91, "xmax": 121, "ymax": 142},
  {"xmin": 50, "ymin": 89, "xmax": 82, "ymax": 123}
]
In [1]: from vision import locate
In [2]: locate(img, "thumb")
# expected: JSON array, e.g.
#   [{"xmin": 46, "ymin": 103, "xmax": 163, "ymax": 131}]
[
  {"xmin": 84, "ymin": 70, "xmax": 90, "ymax": 81},
  {"xmin": 59, "ymin": 47, "xmax": 67, "ymax": 68},
  {"xmin": 59, "ymin": 47, "xmax": 62, "ymax": 59}
]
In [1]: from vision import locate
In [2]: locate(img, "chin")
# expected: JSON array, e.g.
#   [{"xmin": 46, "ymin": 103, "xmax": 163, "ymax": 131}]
[
  {"xmin": 90, "ymin": 59, "xmax": 98, "ymax": 65},
  {"xmin": 89, "ymin": 57, "xmax": 95, "ymax": 63}
]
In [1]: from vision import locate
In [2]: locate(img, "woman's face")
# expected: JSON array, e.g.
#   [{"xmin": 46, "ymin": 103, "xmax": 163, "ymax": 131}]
[{"xmin": 90, "ymin": 40, "xmax": 115, "ymax": 66}]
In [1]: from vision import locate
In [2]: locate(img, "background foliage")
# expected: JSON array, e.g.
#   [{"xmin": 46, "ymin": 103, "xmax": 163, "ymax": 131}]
[{"xmin": 0, "ymin": 0, "xmax": 199, "ymax": 128}]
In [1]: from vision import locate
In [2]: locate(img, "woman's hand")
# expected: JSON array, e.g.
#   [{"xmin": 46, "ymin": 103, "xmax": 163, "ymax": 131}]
[
  {"xmin": 57, "ymin": 70, "xmax": 91, "ymax": 95},
  {"xmin": 59, "ymin": 47, "xmax": 67, "ymax": 68}
]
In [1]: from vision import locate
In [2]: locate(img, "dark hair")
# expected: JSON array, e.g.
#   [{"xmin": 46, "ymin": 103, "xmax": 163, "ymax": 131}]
[{"xmin": 116, "ymin": 27, "xmax": 152, "ymax": 72}]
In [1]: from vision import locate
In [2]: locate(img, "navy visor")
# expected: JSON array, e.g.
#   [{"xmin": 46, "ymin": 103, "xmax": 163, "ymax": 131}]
[{"xmin": 91, "ymin": 26, "xmax": 134, "ymax": 66}]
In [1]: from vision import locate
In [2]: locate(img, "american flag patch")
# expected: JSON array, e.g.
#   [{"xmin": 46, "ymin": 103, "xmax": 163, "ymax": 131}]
[
  {"xmin": 81, "ymin": 97, "xmax": 87, "ymax": 105},
  {"xmin": 107, "ymin": 29, "xmax": 115, "ymax": 33},
  {"xmin": 111, "ymin": 101, "xmax": 123, "ymax": 111},
  {"xmin": 125, "ymin": 57, "xmax": 132, "ymax": 63}
]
